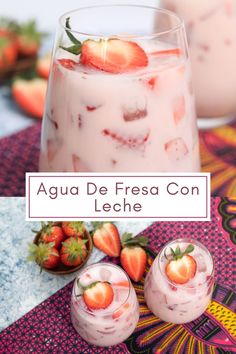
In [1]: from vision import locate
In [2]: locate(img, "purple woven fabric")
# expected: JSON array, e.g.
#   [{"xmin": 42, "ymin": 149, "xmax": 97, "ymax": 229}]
[
  {"xmin": 0, "ymin": 123, "xmax": 41, "ymax": 196},
  {"xmin": 0, "ymin": 198, "xmax": 235, "ymax": 353}
]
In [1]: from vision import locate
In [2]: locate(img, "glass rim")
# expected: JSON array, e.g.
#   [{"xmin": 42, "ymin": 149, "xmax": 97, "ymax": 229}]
[
  {"xmin": 59, "ymin": 4, "xmax": 184, "ymax": 39},
  {"xmin": 72, "ymin": 262, "xmax": 132, "ymax": 316},
  {"xmin": 157, "ymin": 238, "xmax": 215, "ymax": 290}
]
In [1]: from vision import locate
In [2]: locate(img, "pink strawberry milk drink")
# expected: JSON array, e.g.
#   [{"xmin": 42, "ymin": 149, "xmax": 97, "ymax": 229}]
[
  {"xmin": 71, "ymin": 262, "xmax": 139, "ymax": 346},
  {"xmin": 39, "ymin": 5, "xmax": 200, "ymax": 173},
  {"xmin": 161, "ymin": 0, "xmax": 236, "ymax": 127},
  {"xmin": 144, "ymin": 239, "xmax": 214, "ymax": 324}
]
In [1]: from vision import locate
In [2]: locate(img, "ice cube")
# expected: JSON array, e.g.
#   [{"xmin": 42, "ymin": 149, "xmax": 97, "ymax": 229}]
[
  {"xmin": 195, "ymin": 254, "xmax": 207, "ymax": 272},
  {"xmin": 113, "ymin": 287, "xmax": 128, "ymax": 303},
  {"xmin": 99, "ymin": 267, "xmax": 112, "ymax": 281},
  {"xmin": 164, "ymin": 138, "xmax": 189, "ymax": 162}
]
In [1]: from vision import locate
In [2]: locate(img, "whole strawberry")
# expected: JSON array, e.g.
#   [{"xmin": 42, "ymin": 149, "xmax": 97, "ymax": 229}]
[
  {"xmin": 27, "ymin": 242, "xmax": 59, "ymax": 269},
  {"xmin": 62, "ymin": 221, "xmax": 85, "ymax": 238},
  {"xmin": 60, "ymin": 236, "xmax": 87, "ymax": 267},
  {"xmin": 0, "ymin": 31, "xmax": 17, "ymax": 70},
  {"xmin": 120, "ymin": 233, "xmax": 148, "ymax": 282},
  {"xmin": 39, "ymin": 222, "xmax": 64, "ymax": 249},
  {"xmin": 16, "ymin": 20, "xmax": 44, "ymax": 57},
  {"xmin": 92, "ymin": 222, "xmax": 121, "ymax": 257}
]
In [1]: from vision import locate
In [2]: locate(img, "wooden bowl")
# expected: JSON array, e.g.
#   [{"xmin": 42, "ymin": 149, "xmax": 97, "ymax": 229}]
[{"xmin": 33, "ymin": 222, "xmax": 93, "ymax": 275}]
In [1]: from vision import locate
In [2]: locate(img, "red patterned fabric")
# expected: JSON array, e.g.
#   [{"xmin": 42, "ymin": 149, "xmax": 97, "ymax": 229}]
[{"xmin": 0, "ymin": 198, "xmax": 235, "ymax": 353}]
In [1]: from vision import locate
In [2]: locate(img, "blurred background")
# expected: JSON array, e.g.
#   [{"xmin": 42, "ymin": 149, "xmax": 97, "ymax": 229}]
[
  {"xmin": 1, "ymin": 0, "xmax": 159, "ymax": 32},
  {"xmin": 0, "ymin": 0, "xmax": 159, "ymax": 137}
]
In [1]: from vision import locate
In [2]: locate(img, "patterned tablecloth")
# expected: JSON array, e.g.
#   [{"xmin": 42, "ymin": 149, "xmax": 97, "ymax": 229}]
[
  {"xmin": 0, "ymin": 197, "xmax": 235, "ymax": 353},
  {"xmin": 0, "ymin": 121, "xmax": 236, "ymax": 196}
]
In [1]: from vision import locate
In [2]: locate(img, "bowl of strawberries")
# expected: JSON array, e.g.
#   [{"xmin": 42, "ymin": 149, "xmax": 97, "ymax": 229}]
[{"xmin": 28, "ymin": 221, "xmax": 93, "ymax": 274}]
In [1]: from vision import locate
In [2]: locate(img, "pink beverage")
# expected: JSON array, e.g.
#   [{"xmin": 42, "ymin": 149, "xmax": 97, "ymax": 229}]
[
  {"xmin": 39, "ymin": 5, "xmax": 200, "ymax": 173},
  {"xmin": 161, "ymin": 0, "xmax": 236, "ymax": 126},
  {"xmin": 71, "ymin": 262, "xmax": 139, "ymax": 347},
  {"xmin": 144, "ymin": 239, "xmax": 214, "ymax": 324}
]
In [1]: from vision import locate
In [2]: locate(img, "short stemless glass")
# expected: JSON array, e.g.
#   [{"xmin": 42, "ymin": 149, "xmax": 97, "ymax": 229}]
[
  {"xmin": 71, "ymin": 262, "xmax": 139, "ymax": 347},
  {"xmin": 161, "ymin": 0, "xmax": 236, "ymax": 128},
  {"xmin": 39, "ymin": 4, "xmax": 200, "ymax": 173},
  {"xmin": 144, "ymin": 238, "xmax": 214, "ymax": 324}
]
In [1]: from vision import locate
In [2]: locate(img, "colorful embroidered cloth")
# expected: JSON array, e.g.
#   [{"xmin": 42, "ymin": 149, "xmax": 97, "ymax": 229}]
[
  {"xmin": 0, "ymin": 122, "xmax": 236, "ymax": 196},
  {"xmin": 0, "ymin": 198, "xmax": 235, "ymax": 353},
  {"xmin": 200, "ymin": 121, "xmax": 236, "ymax": 196}
]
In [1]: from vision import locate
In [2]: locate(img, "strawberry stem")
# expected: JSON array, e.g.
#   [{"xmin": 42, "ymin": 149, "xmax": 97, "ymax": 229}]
[
  {"xmin": 77, "ymin": 279, "xmax": 109, "ymax": 294},
  {"xmin": 60, "ymin": 17, "xmax": 82, "ymax": 55},
  {"xmin": 121, "ymin": 233, "xmax": 148, "ymax": 248},
  {"xmin": 61, "ymin": 236, "xmax": 87, "ymax": 262},
  {"xmin": 165, "ymin": 244, "xmax": 194, "ymax": 261},
  {"xmin": 65, "ymin": 17, "xmax": 81, "ymax": 45},
  {"xmin": 91, "ymin": 221, "xmax": 107, "ymax": 229}
]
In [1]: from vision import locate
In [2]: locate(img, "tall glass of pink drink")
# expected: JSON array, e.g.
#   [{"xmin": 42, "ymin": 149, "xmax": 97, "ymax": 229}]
[
  {"xmin": 144, "ymin": 239, "xmax": 214, "ymax": 324},
  {"xmin": 39, "ymin": 5, "xmax": 200, "ymax": 172},
  {"xmin": 161, "ymin": 0, "xmax": 236, "ymax": 128},
  {"xmin": 71, "ymin": 262, "xmax": 139, "ymax": 347}
]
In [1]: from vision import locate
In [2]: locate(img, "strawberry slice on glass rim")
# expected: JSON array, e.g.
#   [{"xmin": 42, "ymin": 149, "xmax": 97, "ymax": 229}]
[
  {"xmin": 59, "ymin": 17, "xmax": 148, "ymax": 73},
  {"xmin": 165, "ymin": 244, "xmax": 197, "ymax": 285}
]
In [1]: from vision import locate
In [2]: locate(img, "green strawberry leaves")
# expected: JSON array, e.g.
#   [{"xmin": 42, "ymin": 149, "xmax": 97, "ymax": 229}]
[
  {"xmin": 165, "ymin": 244, "xmax": 194, "ymax": 261},
  {"xmin": 60, "ymin": 17, "xmax": 82, "ymax": 55},
  {"xmin": 121, "ymin": 232, "xmax": 148, "ymax": 248}
]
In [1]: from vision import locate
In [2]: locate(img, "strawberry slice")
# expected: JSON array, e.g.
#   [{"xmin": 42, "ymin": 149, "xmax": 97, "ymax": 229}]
[
  {"xmin": 112, "ymin": 303, "xmax": 130, "ymax": 319},
  {"xmin": 150, "ymin": 48, "xmax": 182, "ymax": 57},
  {"xmin": 173, "ymin": 96, "xmax": 186, "ymax": 125},
  {"xmin": 80, "ymin": 39, "xmax": 148, "ymax": 73},
  {"xmin": 92, "ymin": 222, "xmax": 121, "ymax": 257},
  {"xmin": 166, "ymin": 255, "xmax": 196, "ymax": 285},
  {"xmin": 165, "ymin": 244, "xmax": 197, "ymax": 285},
  {"xmin": 102, "ymin": 129, "xmax": 150, "ymax": 149},
  {"xmin": 147, "ymin": 76, "xmax": 158, "ymax": 90},
  {"xmin": 121, "ymin": 246, "xmax": 147, "ymax": 282},
  {"xmin": 12, "ymin": 78, "xmax": 47, "ymax": 119},
  {"xmin": 82, "ymin": 281, "xmax": 114, "ymax": 310},
  {"xmin": 58, "ymin": 58, "xmax": 77, "ymax": 70},
  {"xmin": 36, "ymin": 53, "xmax": 51, "ymax": 79},
  {"xmin": 113, "ymin": 281, "xmax": 129, "ymax": 287},
  {"xmin": 120, "ymin": 233, "xmax": 148, "ymax": 282}
]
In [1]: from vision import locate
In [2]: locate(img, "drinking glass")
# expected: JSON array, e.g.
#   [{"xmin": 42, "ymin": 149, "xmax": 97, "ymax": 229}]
[
  {"xmin": 71, "ymin": 262, "xmax": 139, "ymax": 346},
  {"xmin": 40, "ymin": 4, "xmax": 200, "ymax": 172},
  {"xmin": 144, "ymin": 238, "xmax": 214, "ymax": 324},
  {"xmin": 161, "ymin": 0, "xmax": 236, "ymax": 128}
]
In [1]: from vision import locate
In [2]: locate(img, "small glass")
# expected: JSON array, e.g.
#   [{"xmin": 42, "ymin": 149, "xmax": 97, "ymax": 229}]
[
  {"xmin": 160, "ymin": 0, "xmax": 236, "ymax": 128},
  {"xmin": 144, "ymin": 238, "xmax": 214, "ymax": 324},
  {"xmin": 39, "ymin": 4, "xmax": 200, "ymax": 172},
  {"xmin": 71, "ymin": 262, "xmax": 139, "ymax": 347}
]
